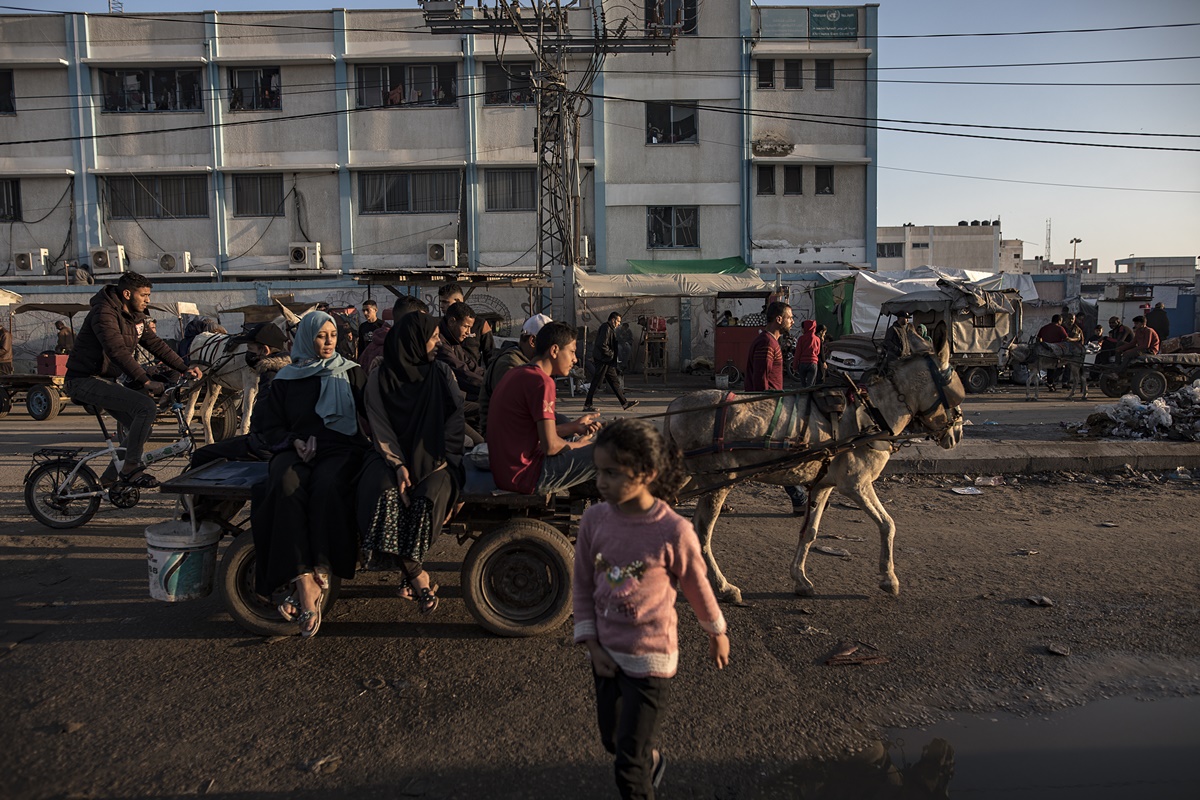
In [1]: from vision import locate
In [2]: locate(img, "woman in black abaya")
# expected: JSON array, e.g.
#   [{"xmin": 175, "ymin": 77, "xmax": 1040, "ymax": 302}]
[{"xmin": 359, "ymin": 312, "xmax": 466, "ymax": 613}]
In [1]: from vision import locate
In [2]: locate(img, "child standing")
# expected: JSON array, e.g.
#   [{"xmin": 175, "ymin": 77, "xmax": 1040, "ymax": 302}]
[{"xmin": 573, "ymin": 419, "xmax": 730, "ymax": 799}]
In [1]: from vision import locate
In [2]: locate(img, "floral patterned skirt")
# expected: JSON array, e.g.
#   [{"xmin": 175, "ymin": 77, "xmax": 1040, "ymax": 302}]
[{"xmin": 361, "ymin": 488, "xmax": 435, "ymax": 572}]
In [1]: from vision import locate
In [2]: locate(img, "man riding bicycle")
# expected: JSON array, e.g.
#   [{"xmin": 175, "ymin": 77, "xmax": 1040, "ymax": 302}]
[{"xmin": 65, "ymin": 272, "xmax": 203, "ymax": 488}]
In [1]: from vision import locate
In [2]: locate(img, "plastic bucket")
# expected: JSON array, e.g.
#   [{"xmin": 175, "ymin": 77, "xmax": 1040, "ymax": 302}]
[
  {"xmin": 145, "ymin": 520, "xmax": 222, "ymax": 602},
  {"xmin": 715, "ymin": 374, "xmax": 730, "ymax": 390}
]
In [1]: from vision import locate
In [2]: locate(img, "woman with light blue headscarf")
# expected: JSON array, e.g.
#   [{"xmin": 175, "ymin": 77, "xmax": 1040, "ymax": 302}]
[{"xmin": 250, "ymin": 311, "xmax": 369, "ymax": 638}]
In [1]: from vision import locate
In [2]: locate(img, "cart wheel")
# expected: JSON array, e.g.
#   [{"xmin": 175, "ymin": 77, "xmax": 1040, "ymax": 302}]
[
  {"xmin": 961, "ymin": 366, "xmax": 991, "ymax": 394},
  {"xmin": 1098, "ymin": 371, "xmax": 1125, "ymax": 398},
  {"xmin": 1131, "ymin": 370, "xmax": 1168, "ymax": 402},
  {"xmin": 218, "ymin": 533, "xmax": 340, "ymax": 637},
  {"xmin": 0, "ymin": 385, "xmax": 11, "ymax": 417},
  {"xmin": 719, "ymin": 363, "xmax": 742, "ymax": 387},
  {"xmin": 211, "ymin": 393, "xmax": 241, "ymax": 443},
  {"xmin": 462, "ymin": 519, "xmax": 573, "ymax": 637},
  {"xmin": 24, "ymin": 460, "xmax": 101, "ymax": 529},
  {"xmin": 27, "ymin": 385, "xmax": 61, "ymax": 421}
]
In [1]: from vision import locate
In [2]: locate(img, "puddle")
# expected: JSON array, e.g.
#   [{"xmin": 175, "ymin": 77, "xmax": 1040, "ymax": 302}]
[{"xmin": 749, "ymin": 695, "xmax": 1200, "ymax": 799}]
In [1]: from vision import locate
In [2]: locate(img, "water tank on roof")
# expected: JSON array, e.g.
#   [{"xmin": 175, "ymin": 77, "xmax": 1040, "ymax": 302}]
[
  {"xmin": 958, "ymin": 220, "xmax": 968, "ymax": 226},
  {"xmin": 970, "ymin": 220, "xmax": 980, "ymax": 226},
  {"xmin": 992, "ymin": 219, "xmax": 1001, "ymax": 226}
]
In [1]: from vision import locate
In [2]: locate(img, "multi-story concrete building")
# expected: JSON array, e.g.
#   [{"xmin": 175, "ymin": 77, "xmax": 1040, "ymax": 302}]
[
  {"xmin": 0, "ymin": 2, "xmax": 877, "ymax": 285},
  {"xmin": 1021, "ymin": 256, "xmax": 1099, "ymax": 275},
  {"xmin": 875, "ymin": 220, "xmax": 1020, "ymax": 273}
]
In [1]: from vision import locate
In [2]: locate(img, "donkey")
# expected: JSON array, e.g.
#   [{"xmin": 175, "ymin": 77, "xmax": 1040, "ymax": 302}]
[
  {"xmin": 663, "ymin": 334, "xmax": 965, "ymax": 604},
  {"xmin": 182, "ymin": 332, "xmax": 263, "ymax": 444},
  {"xmin": 1009, "ymin": 341, "xmax": 1086, "ymax": 401}
]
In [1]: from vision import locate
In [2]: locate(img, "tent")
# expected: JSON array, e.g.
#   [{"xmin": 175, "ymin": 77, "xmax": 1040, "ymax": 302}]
[
  {"xmin": 574, "ymin": 267, "xmax": 771, "ymax": 298},
  {"xmin": 0, "ymin": 288, "xmax": 23, "ymax": 305}
]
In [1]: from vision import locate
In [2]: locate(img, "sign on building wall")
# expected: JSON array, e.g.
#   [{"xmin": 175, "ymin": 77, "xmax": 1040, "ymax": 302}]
[
  {"xmin": 809, "ymin": 7, "xmax": 859, "ymax": 40},
  {"xmin": 757, "ymin": 7, "xmax": 808, "ymax": 39}
]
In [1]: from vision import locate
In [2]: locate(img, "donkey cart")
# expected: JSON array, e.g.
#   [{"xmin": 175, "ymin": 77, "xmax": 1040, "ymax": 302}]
[{"xmin": 158, "ymin": 458, "xmax": 582, "ymax": 638}]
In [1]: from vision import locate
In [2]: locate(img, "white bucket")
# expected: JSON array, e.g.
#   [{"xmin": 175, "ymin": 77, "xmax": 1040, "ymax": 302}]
[
  {"xmin": 145, "ymin": 520, "xmax": 222, "ymax": 602},
  {"xmin": 715, "ymin": 374, "xmax": 730, "ymax": 390}
]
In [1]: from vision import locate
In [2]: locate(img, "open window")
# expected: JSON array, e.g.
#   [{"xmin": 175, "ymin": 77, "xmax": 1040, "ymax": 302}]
[
  {"xmin": 356, "ymin": 63, "xmax": 457, "ymax": 108},
  {"xmin": 484, "ymin": 63, "xmax": 533, "ymax": 105},
  {"xmin": 646, "ymin": 101, "xmax": 697, "ymax": 144},
  {"xmin": 229, "ymin": 67, "xmax": 281, "ymax": 111},
  {"xmin": 100, "ymin": 68, "xmax": 203, "ymax": 112}
]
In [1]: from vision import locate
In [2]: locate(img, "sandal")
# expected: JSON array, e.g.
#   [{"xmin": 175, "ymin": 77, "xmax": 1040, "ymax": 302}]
[
  {"xmin": 398, "ymin": 572, "xmax": 439, "ymax": 602},
  {"xmin": 118, "ymin": 468, "xmax": 159, "ymax": 489},
  {"xmin": 416, "ymin": 585, "xmax": 439, "ymax": 615},
  {"xmin": 277, "ymin": 591, "xmax": 300, "ymax": 622},
  {"xmin": 297, "ymin": 604, "xmax": 322, "ymax": 638}
]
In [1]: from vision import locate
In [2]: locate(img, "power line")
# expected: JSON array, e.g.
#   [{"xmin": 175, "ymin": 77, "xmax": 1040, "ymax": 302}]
[{"xmin": 877, "ymin": 166, "xmax": 1200, "ymax": 195}]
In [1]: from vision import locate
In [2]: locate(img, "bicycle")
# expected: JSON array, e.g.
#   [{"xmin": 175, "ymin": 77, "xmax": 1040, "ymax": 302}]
[{"xmin": 23, "ymin": 379, "xmax": 200, "ymax": 529}]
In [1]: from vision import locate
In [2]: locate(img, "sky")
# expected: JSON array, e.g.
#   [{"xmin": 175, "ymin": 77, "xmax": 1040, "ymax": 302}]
[{"xmin": 14, "ymin": 0, "xmax": 1200, "ymax": 272}]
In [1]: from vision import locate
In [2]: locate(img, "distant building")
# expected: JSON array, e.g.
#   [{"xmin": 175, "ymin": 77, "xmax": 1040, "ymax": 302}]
[
  {"xmin": 1021, "ymin": 256, "xmax": 1099, "ymax": 275},
  {"xmin": 1106, "ymin": 256, "xmax": 1197, "ymax": 283},
  {"xmin": 875, "ymin": 220, "xmax": 1013, "ymax": 273}
]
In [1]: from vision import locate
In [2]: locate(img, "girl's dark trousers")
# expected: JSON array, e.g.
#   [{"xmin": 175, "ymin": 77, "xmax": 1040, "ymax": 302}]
[{"xmin": 593, "ymin": 669, "xmax": 671, "ymax": 800}]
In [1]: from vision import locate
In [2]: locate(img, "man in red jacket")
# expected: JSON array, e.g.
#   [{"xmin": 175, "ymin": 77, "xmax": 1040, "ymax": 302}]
[
  {"xmin": 65, "ymin": 272, "xmax": 202, "ymax": 487},
  {"xmin": 791, "ymin": 319, "xmax": 821, "ymax": 388},
  {"xmin": 1117, "ymin": 315, "xmax": 1161, "ymax": 366}
]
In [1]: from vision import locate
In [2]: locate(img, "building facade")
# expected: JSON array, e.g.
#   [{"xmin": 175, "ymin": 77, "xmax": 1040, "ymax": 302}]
[
  {"xmin": 0, "ymin": 2, "xmax": 877, "ymax": 284},
  {"xmin": 875, "ymin": 220, "xmax": 1015, "ymax": 273}
]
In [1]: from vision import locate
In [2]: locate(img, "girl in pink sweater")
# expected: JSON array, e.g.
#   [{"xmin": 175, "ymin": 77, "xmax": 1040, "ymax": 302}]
[{"xmin": 574, "ymin": 419, "xmax": 729, "ymax": 799}]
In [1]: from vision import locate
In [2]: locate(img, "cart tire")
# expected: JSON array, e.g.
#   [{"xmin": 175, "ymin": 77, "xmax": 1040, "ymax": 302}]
[
  {"xmin": 24, "ymin": 460, "xmax": 101, "ymax": 529},
  {"xmin": 210, "ymin": 393, "xmax": 240, "ymax": 443},
  {"xmin": 1131, "ymin": 370, "xmax": 1168, "ymax": 402},
  {"xmin": 27, "ymin": 385, "xmax": 61, "ymax": 421},
  {"xmin": 961, "ymin": 366, "xmax": 991, "ymax": 394},
  {"xmin": 218, "ymin": 533, "xmax": 341, "ymax": 637},
  {"xmin": 462, "ymin": 520, "xmax": 573, "ymax": 637},
  {"xmin": 0, "ymin": 385, "xmax": 11, "ymax": 417},
  {"xmin": 719, "ymin": 363, "xmax": 742, "ymax": 387},
  {"xmin": 1098, "ymin": 372, "xmax": 1125, "ymax": 398}
]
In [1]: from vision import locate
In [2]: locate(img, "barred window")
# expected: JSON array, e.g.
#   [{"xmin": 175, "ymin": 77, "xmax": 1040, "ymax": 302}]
[
  {"xmin": 876, "ymin": 242, "xmax": 903, "ymax": 258},
  {"xmin": 647, "ymin": 206, "xmax": 699, "ymax": 248},
  {"xmin": 484, "ymin": 63, "xmax": 533, "ymax": 105},
  {"xmin": 100, "ymin": 68, "xmax": 203, "ymax": 112},
  {"xmin": 106, "ymin": 175, "xmax": 208, "ymax": 219},
  {"xmin": 233, "ymin": 174, "xmax": 284, "ymax": 217},
  {"xmin": 359, "ymin": 170, "xmax": 461, "ymax": 214},
  {"xmin": 229, "ymin": 67, "xmax": 281, "ymax": 111},
  {"xmin": 0, "ymin": 179, "xmax": 20, "ymax": 221},
  {"xmin": 485, "ymin": 169, "xmax": 536, "ymax": 212},
  {"xmin": 356, "ymin": 63, "xmax": 457, "ymax": 108}
]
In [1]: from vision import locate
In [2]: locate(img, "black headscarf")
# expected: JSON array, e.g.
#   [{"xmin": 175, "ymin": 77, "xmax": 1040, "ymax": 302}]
[{"xmin": 378, "ymin": 313, "xmax": 462, "ymax": 482}]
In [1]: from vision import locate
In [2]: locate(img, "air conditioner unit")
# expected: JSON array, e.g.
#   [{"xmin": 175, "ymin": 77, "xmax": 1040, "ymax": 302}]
[
  {"xmin": 288, "ymin": 241, "xmax": 321, "ymax": 270},
  {"xmin": 157, "ymin": 251, "xmax": 192, "ymax": 273},
  {"xmin": 426, "ymin": 239, "xmax": 458, "ymax": 268},
  {"xmin": 15, "ymin": 248, "xmax": 50, "ymax": 275},
  {"xmin": 91, "ymin": 245, "xmax": 126, "ymax": 275}
]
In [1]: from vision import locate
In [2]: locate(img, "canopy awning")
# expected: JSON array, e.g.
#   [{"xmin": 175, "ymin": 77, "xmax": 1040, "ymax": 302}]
[
  {"xmin": 574, "ymin": 267, "xmax": 772, "ymax": 298},
  {"xmin": 13, "ymin": 302, "xmax": 89, "ymax": 316},
  {"xmin": 0, "ymin": 288, "xmax": 24, "ymax": 305},
  {"xmin": 626, "ymin": 257, "xmax": 752, "ymax": 275}
]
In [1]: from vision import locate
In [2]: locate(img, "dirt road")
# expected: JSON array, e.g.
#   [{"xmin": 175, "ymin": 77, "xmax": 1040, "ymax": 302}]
[{"xmin": 3, "ymin": 436, "xmax": 1198, "ymax": 800}]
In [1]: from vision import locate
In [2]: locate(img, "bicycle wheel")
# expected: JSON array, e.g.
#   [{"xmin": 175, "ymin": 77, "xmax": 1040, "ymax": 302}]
[{"xmin": 24, "ymin": 460, "xmax": 102, "ymax": 529}]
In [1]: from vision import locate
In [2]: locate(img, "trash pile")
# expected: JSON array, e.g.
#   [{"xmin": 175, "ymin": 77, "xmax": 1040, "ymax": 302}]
[{"xmin": 1079, "ymin": 379, "xmax": 1200, "ymax": 441}]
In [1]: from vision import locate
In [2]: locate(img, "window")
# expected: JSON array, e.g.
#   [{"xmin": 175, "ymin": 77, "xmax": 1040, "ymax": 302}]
[
  {"xmin": 359, "ymin": 170, "xmax": 461, "ymax": 214},
  {"xmin": 646, "ymin": 101, "xmax": 697, "ymax": 144},
  {"xmin": 0, "ymin": 179, "xmax": 20, "ymax": 221},
  {"xmin": 229, "ymin": 67, "xmax": 281, "ymax": 111},
  {"xmin": 646, "ymin": 0, "xmax": 697, "ymax": 36},
  {"xmin": 972, "ymin": 313, "xmax": 997, "ymax": 328},
  {"xmin": 485, "ymin": 169, "xmax": 536, "ymax": 212},
  {"xmin": 100, "ymin": 69, "xmax": 203, "ymax": 112},
  {"xmin": 815, "ymin": 165, "xmax": 834, "ymax": 195},
  {"xmin": 876, "ymin": 242, "xmax": 903, "ymax": 258},
  {"xmin": 356, "ymin": 63, "xmax": 457, "ymax": 108},
  {"xmin": 484, "ymin": 63, "xmax": 533, "ymax": 105},
  {"xmin": 756, "ymin": 60, "xmax": 775, "ymax": 90},
  {"xmin": 233, "ymin": 174, "xmax": 284, "ymax": 217},
  {"xmin": 783, "ymin": 165, "xmax": 802, "ymax": 195},
  {"xmin": 815, "ymin": 60, "xmax": 834, "ymax": 90},
  {"xmin": 784, "ymin": 60, "xmax": 802, "ymax": 89},
  {"xmin": 757, "ymin": 165, "xmax": 775, "ymax": 195},
  {"xmin": 0, "ymin": 70, "xmax": 13, "ymax": 113},
  {"xmin": 911, "ymin": 242, "xmax": 930, "ymax": 250},
  {"xmin": 647, "ymin": 206, "xmax": 698, "ymax": 248},
  {"xmin": 106, "ymin": 175, "xmax": 208, "ymax": 219}
]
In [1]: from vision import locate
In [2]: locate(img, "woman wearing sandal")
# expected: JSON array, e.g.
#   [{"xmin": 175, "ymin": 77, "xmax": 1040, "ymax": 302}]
[
  {"xmin": 250, "ymin": 312, "xmax": 369, "ymax": 638},
  {"xmin": 359, "ymin": 312, "xmax": 466, "ymax": 614}
]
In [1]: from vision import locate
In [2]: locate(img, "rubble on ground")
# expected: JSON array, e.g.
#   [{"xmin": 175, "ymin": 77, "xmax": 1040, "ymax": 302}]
[{"xmin": 1072, "ymin": 380, "xmax": 1200, "ymax": 442}]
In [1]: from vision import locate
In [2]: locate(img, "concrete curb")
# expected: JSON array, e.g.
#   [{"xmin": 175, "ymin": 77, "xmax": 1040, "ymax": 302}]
[{"xmin": 886, "ymin": 440, "xmax": 1200, "ymax": 475}]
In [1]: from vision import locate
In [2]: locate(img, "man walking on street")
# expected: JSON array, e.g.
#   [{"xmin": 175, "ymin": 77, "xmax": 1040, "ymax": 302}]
[
  {"xmin": 65, "ymin": 272, "xmax": 202, "ymax": 487},
  {"xmin": 1146, "ymin": 302, "xmax": 1170, "ymax": 341},
  {"xmin": 55, "ymin": 320, "xmax": 75, "ymax": 354},
  {"xmin": 745, "ymin": 301, "xmax": 807, "ymax": 514},
  {"xmin": 0, "ymin": 322, "xmax": 12, "ymax": 375},
  {"xmin": 583, "ymin": 312, "xmax": 638, "ymax": 413},
  {"xmin": 357, "ymin": 299, "xmax": 383, "ymax": 360}
]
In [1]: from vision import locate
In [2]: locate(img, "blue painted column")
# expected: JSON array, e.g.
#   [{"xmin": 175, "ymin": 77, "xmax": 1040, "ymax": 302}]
[
  {"xmin": 334, "ymin": 9, "xmax": 354, "ymax": 272},
  {"xmin": 463, "ymin": 9, "xmax": 479, "ymax": 270},
  {"xmin": 865, "ymin": 4, "xmax": 879, "ymax": 270},
  {"xmin": 65, "ymin": 14, "xmax": 98, "ymax": 263},
  {"xmin": 591, "ymin": 70, "xmax": 606, "ymax": 274},
  {"xmin": 205, "ymin": 12, "xmax": 228, "ymax": 279},
  {"xmin": 739, "ymin": 0, "xmax": 753, "ymax": 266}
]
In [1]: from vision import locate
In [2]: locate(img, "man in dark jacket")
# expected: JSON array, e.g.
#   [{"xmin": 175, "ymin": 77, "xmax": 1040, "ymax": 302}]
[
  {"xmin": 583, "ymin": 312, "xmax": 637, "ymax": 412},
  {"xmin": 436, "ymin": 302, "xmax": 485, "ymax": 402},
  {"xmin": 65, "ymin": 272, "xmax": 202, "ymax": 487},
  {"xmin": 1146, "ymin": 302, "xmax": 1170, "ymax": 341}
]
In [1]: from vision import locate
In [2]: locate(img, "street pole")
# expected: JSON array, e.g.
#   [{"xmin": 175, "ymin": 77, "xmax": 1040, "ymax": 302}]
[{"xmin": 1070, "ymin": 237, "xmax": 1082, "ymax": 273}]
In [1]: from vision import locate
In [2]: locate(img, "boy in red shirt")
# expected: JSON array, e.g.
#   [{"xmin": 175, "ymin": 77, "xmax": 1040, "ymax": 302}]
[{"xmin": 486, "ymin": 322, "xmax": 601, "ymax": 494}]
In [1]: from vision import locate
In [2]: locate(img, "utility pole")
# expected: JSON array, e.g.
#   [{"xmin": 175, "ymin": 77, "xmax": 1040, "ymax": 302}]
[
  {"xmin": 1070, "ymin": 237, "xmax": 1082, "ymax": 273},
  {"xmin": 419, "ymin": 1, "xmax": 676, "ymax": 318}
]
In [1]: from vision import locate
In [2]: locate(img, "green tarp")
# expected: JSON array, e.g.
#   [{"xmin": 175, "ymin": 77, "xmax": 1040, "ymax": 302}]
[{"xmin": 626, "ymin": 257, "xmax": 751, "ymax": 275}]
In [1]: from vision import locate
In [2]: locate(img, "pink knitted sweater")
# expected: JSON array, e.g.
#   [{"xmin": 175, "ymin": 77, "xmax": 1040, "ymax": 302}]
[{"xmin": 573, "ymin": 499, "xmax": 727, "ymax": 678}]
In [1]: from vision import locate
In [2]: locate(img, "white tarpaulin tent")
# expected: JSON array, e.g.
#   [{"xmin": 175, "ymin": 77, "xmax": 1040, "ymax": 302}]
[
  {"xmin": 0, "ymin": 288, "xmax": 24, "ymax": 305},
  {"xmin": 573, "ymin": 267, "xmax": 772, "ymax": 297},
  {"xmin": 811, "ymin": 266, "xmax": 1037, "ymax": 335}
]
